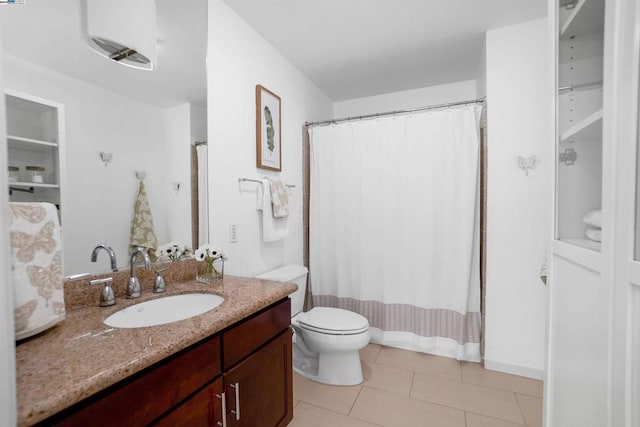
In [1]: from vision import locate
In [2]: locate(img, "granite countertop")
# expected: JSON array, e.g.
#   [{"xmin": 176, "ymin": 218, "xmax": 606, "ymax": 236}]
[{"xmin": 16, "ymin": 275, "xmax": 297, "ymax": 426}]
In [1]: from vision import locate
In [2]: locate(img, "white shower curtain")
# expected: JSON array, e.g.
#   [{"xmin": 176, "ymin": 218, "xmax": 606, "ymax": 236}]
[
  {"xmin": 309, "ymin": 104, "xmax": 482, "ymax": 362},
  {"xmin": 196, "ymin": 144, "xmax": 209, "ymax": 245}
]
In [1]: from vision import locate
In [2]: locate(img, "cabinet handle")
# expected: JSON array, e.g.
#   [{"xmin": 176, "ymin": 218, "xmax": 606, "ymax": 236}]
[
  {"xmin": 230, "ymin": 382, "xmax": 241, "ymax": 420},
  {"xmin": 215, "ymin": 392, "xmax": 227, "ymax": 427}
]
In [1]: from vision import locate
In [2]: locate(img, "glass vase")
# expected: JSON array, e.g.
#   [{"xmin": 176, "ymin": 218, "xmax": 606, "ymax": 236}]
[{"xmin": 196, "ymin": 257, "xmax": 224, "ymax": 283}]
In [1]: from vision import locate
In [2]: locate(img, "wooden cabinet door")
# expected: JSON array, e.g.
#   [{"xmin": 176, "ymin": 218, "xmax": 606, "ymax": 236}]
[
  {"xmin": 154, "ymin": 378, "xmax": 224, "ymax": 427},
  {"xmin": 224, "ymin": 330, "xmax": 293, "ymax": 427}
]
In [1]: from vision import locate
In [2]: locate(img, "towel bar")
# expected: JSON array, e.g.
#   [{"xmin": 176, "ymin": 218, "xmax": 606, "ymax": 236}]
[{"xmin": 238, "ymin": 178, "xmax": 295, "ymax": 188}]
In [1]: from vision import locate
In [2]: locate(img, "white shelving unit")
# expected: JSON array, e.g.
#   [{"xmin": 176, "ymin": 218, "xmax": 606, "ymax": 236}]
[
  {"xmin": 560, "ymin": 108, "xmax": 603, "ymax": 142},
  {"xmin": 556, "ymin": 0, "xmax": 604, "ymax": 252},
  {"xmin": 6, "ymin": 91, "xmax": 65, "ymax": 218}
]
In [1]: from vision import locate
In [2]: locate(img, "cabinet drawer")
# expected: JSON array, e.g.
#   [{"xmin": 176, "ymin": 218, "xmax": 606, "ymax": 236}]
[
  {"xmin": 45, "ymin": 335, "xmax": 221, "ymax": 426},
  {"xmin": 223, "ymin": 298, "xmax": 290, "ymax": 369}
]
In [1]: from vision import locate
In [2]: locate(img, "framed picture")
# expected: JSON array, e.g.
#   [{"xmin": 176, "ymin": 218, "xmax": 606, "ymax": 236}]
[{"xmin": 256, "ymin": 84, "xmax": 282, "ymax": 171}]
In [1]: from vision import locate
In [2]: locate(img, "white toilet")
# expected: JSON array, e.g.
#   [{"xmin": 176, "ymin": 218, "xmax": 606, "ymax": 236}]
[{"xmin": 256, "ymin": 265, "xmax": 370, "ymax": 386}]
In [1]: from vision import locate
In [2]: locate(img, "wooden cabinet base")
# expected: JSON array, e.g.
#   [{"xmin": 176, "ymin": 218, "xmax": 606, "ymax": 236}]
[{"xmin": 39, "ymin": 299, "xmax": 292, "ymax": 427}]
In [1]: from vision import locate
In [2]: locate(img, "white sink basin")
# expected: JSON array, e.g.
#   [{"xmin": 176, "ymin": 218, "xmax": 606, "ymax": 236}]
[{"xmin": 104, "ymin": 293, "xmax": 224, "ymax": 328}]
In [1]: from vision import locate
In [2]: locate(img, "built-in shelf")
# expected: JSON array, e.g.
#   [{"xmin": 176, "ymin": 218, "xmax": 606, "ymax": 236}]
[
  {"xmin": 560, "ymin": 0, "xmax": 605, "ymax": 39},
  {"xmin": 553, "ymin": 239, "xmax": 602, "ymax": 272},
  {"xmin": 560, "ymin": 0, "xmax": 586, "ymax": 36},
  {"xmin": 9, "ymin": 181, "xmax": 59, "ymax": 189},
  {"xmin": 6, "ymin": 91, "xmax": 64, "ymax": 216},
  {"xmin": 8, "ymin": 134, "xmax": 58, "ymax": 148},
  {"xmin": 560, "ymin": 108, "xmax": 603, "ymax": 142}
]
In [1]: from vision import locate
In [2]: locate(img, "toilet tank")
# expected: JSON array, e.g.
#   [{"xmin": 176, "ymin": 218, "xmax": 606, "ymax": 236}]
[{"xmin": 255, "ymin": 265, "xmax": 308, "ymax": 316}]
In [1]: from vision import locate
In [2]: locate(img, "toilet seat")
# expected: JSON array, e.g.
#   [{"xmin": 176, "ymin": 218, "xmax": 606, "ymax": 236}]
[{"xmin": 296, "ymin": 307, "xmax": 369, "ymax": 335}]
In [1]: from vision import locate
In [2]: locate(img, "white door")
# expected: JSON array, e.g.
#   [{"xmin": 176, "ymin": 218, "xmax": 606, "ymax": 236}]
[{"xmin": 611, "ymin": 0, "xmax": 640, "ymax": 424}]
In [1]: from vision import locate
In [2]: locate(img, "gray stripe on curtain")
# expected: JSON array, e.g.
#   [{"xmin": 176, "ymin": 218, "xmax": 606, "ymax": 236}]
[{"xmin": 313, "ymin": 295, "xmax": 481, "ymax": 344}]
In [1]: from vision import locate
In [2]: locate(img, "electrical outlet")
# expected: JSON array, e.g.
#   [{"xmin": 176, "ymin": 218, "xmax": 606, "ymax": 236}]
[{"xmin": 229, "ymin": 224, "xmax": 238, "ymax": 243}]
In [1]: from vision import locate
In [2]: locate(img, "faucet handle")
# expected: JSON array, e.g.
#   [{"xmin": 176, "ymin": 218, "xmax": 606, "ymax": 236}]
[
  {"xmin": 153, "ymin": 268, "xmax": 169, "ymax": 294},
  {"xmin": 89, "ymin": 277, "xmax": 116, "ymax": 307}
]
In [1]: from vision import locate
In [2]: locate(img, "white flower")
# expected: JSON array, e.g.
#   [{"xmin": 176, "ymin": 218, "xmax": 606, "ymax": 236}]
[
  {"xmin": 194, "ymin": 248, "xmax": 207, "ymax": 261},
  {"xmin": 195, "ymin": 244, "xmax": 226, "ymax": 261},
  {"xmin": 156, "ymin": 242, "xmax": 189, "ymax": 262},
  {"xmin": 207, "ymin": 246, "xmax": 222, "ymax": 258}
]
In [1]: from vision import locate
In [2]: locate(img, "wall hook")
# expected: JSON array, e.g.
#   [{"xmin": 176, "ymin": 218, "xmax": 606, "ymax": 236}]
[
  {"xmin": 135, "ymin": 171, "xmax": 146, "ymax": 180},
  {"xmin": 172, "ymin": 182, "xmax": 181, "ymax": 194},
  {"xmin": 517, "ymin": 155, "xmax": 537, "ymax": 176},
  {"xmin": 99, "ymin": 151, "xmax": 113, "ymax": 167}
]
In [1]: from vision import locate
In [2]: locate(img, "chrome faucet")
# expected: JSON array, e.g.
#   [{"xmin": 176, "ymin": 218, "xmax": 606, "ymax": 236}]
[
  {"xmin": 127, "ymin": 247, "xmax": 151, "ymax": 299},
  {"xmin": 91, "ymin": 244, "xmax": 118, "ymax": 272}
]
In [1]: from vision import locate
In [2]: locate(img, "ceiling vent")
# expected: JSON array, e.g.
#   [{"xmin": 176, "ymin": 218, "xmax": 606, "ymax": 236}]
[{"xmin": 82, "ymin": 0, "xmax": 157, "ymax": 71}]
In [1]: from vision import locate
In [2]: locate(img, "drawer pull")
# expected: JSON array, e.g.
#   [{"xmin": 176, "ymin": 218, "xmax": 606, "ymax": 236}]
[
  {"xmin": 216, "ymin": 392, "xmax": 227, "ymax": 427},
  {"xmin": 230, "ymin": 382, "xmax": 241, "ymax": 420}
]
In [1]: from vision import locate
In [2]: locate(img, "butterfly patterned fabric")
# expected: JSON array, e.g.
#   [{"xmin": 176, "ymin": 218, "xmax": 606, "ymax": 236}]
[{"xmin": 9, "ymin": 203, "xmax": 65, "ymax": 340}]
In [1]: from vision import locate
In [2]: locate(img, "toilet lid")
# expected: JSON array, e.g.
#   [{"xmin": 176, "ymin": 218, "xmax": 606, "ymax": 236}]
[{"xmin": 297, "ymin": 307, "xmax": 369, "ymax": 335}]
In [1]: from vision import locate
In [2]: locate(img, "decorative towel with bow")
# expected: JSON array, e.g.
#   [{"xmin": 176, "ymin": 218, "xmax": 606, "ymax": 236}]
[{"xmin": 130, "ymin": 179, "xmax": 158, "ymax": 253}]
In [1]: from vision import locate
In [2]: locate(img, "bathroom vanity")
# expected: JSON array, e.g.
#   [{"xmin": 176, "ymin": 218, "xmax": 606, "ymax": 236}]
[{"xmin": 16, "ymin": 274, "xmax": 296, "ymax": 426}]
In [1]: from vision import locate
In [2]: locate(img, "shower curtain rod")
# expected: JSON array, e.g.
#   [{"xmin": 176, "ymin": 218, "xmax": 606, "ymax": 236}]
[{"xmin": 304, "ymin": 96, "xmax": 486, "ymax": 127}]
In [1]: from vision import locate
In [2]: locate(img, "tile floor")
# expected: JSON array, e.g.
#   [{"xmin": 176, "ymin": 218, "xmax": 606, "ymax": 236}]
[{"xmin": 290, "ymin": 344, "xmax": 543, "ymax": 427}]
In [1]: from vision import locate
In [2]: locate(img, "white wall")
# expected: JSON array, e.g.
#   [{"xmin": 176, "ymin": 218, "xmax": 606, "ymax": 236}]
[
  {"xmin": 163, "ymin": 102, "xmax": 206, "ymax": 248},
  {"xmin": 3, "ymin": 56, "xmax": 171, "ymax": 275},
  {"xmin": 484, "ymin": 18, "xmax": 552, "ymax": 378},
  {"xmin": 207, "ymin": 0, "xmax": 332, "ymax": 276},
  {"xmin": 163, "ymin": 103, "xmax": 197, "ymax": 247},
  {"xmin": 190, "ymin": 104, "xmax": 207, "ymax": 144},
  {"xmin": 476, "ymin": 39, "xmax": 487, "ymax": 98},
  {"xmin": 333, "ymin": 80, "xmax": 478, "ymax": 118},
  {"xmin": 0, "ymin": 29, "xmax": 17, "ymax": 425}
]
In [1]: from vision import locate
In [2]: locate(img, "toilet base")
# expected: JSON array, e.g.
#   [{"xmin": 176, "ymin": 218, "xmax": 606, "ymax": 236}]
[{"xmin": 293, "ymin": 346, "xmax": 365, "ymax": 386}]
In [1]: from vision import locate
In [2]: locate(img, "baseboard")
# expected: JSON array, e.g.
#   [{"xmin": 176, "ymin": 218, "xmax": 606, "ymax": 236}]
[{"xmin": 483, "ymin": 359, "xmax": 545, "ymax": 380}]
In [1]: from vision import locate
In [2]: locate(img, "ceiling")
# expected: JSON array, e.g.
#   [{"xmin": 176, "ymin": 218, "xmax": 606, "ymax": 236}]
[
  {"xmin": 0, "ymin": 0, "xmax": 207, "ymax": 108},
  {"xmin": 223, "ymin": 0, "xmax": 548, "ymax": 101},
  {"xmin": 0, "ymin": 1, "xmax": 547, "ymax": 107}
]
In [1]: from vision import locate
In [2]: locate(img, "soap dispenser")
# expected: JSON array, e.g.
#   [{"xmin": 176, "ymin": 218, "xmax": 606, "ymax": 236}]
[{"xmin": 153, "ymin": 267, "xmax": 169, "ymax": 293}]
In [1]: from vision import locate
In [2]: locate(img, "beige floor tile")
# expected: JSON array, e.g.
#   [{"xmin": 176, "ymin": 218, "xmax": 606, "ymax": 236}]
[
  {"xmin": 411, "ymin": 373, "xmax": 524, "ymax": 424},
  {"xmin": 466, "ymin": 412, "xmax": 525, "ymax": 427},
  {"xmin": 516, "ymin": 393, "xmax": 542, "ymax": 427},
  {"xmin": 462, "ymin": 362, "xmax": 543, "ymax": 397},
  {"xmin": 361, "ymin": 360, "xmax": 414, "ymax": 396},
  {"xmin": 375, "ymin": 346, "xmax": 462, "ymax": 380},
  {"xmin": 360, "ymin": 343, "xmax": 382, "ymax": 363},
  {"xmin": 293, "ymin": 373, "xmax": 362, "ymax": 415},
  {"xmin": 293, "ymin": 399, "xmax": 300, "ymax": 408},
  {"xmin": 350, "ymin": 387, "xmax": 466, "ymax": 427},
  {"xmin": 289, "ymin": 402, "xmax": 381, "ymax": 427}
]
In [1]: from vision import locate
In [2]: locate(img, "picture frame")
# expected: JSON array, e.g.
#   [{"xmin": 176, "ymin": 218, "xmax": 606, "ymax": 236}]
[{"xmin": 256, "ymin": 84, "xmax": 282, "ymax": 171}]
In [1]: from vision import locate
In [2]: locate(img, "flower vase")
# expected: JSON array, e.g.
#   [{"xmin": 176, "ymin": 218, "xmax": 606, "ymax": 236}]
[{"xmin": 196, "ymin": 257, "xmax": 224, "ymax": 283}]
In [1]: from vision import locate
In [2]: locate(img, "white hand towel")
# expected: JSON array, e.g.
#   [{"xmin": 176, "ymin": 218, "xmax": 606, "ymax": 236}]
[
  {"xmin": 9, "ymin": 202, "xmax": 65, "ymax": 340},
  {"xmin": 266, "ymin": 177, "xmax": 289, "ymax": 218},
  {"xmin": 583, "ymin": 209, "xmax": 602, "ymax": 228},
  {"xmin": 585, "ymin": 227, "xmax": 602, "ymax": 242},
  {"xmin": 257, "ymin": 178, "xmax": 289, "ymax": 242}
]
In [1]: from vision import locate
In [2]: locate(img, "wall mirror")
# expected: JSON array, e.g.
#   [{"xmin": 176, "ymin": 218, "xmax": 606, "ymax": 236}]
[{"xmin": 1, "ymin": 0, "xmax": 208, "ymax": 277}]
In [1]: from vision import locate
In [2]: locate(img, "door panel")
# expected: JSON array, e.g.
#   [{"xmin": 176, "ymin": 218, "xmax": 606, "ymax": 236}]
[{"xmin": 224, "ymin": 330, "xmax": 292, "ymax": 427}]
